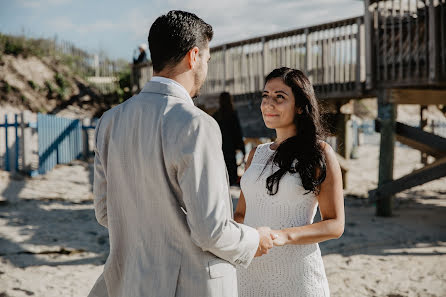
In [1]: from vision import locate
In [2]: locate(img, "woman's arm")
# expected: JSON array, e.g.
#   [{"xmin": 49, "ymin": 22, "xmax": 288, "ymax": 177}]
[
  {"xmin": 234, "ymin": 146, "xmax": 257, "ymax": 224},
  {"xmin": 272, "ymin": 142, "xmax": 345, "ymax": 246}
]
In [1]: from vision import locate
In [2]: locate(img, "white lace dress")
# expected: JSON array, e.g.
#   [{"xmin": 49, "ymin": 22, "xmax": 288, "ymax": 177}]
[{"xmin": 237, "ymin": 143, "xmax": 330, "ymax": 297}]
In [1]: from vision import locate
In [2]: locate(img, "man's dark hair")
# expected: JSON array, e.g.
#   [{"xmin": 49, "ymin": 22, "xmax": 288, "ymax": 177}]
[{"xmin": 148, "ymin": 10, "xmax": 213, "ymax": 72}]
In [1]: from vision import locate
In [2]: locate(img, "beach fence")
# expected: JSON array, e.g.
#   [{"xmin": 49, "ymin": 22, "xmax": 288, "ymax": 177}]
[{"xmin": 0, "ymin": 112, "xmax": 96, "ymax": 176}]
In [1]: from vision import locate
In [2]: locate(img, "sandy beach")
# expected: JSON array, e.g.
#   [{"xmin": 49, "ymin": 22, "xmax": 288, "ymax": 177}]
[{"xmin": 0, "ymin": 143, "xmax": 445, "ymax": 297}]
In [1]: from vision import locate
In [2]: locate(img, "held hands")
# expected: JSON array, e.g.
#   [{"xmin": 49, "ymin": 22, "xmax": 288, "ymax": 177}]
[
  {"xmin": 255, "ymin": 228, "xmax": 288, "ymax": 257},
  {"xmin": 255, "ymin": 227, "xmax": 278, "ymax": 257},
  {"xmin": 270, "ymin": 230, "xmax": 287, "ymax": 247}
]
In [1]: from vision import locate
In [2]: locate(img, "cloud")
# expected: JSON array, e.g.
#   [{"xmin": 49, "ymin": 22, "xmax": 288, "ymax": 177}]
[
  {"xmin": 41, "ymin": 0, "xmax": 364, "ymax": 59},
  {"xmin": 18, "ymin": 0, "xmax": 71, "ymax": 8},
  {"xmin": 46, "ymin": 0, "xmax": 363, "ymax": 45},
  {"xmin": 46, "ymin": 16, "xmax": 122, "ymax": 35},
  {"xmin": 153, "ymin": 0, "xmax": 363, "ymax": 46}
]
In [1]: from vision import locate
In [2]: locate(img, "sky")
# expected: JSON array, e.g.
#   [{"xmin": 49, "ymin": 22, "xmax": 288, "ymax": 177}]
[{"xmin": 0, "ymin": 0, "xmax": 364, "ymax": 61}]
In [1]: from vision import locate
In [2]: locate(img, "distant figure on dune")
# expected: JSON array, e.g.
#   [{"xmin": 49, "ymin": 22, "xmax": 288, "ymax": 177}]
[{"xmin": 133, "ymin": 43, "xmax": 148, "ymax": 64}]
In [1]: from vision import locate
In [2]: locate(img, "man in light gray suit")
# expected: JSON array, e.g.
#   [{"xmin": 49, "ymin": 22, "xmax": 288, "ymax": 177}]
[{"xmin": 88, "ymin": 10, "xmax": 274, "ymax": 297}]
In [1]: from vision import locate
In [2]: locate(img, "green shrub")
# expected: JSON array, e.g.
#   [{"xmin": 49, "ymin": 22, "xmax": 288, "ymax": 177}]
[
  {"xmin": 54, "ymin": 73, "xmax": 70, "ymax": 100},
  {"xmin": 45, "ymin": 80, "xmax": 55, "ymax": 96},
  {"xmin": 28, "ymin": 80, "xmax": 38, "ymax": 90},
  {"xmin": 2, "ymin": 81, "xmax": 12, "ymax": 93}
]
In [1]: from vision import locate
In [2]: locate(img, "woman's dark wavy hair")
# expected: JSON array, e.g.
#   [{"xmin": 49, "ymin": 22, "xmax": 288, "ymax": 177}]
[{"xmin": 262, "ymin": 67, "xmax": 327, "ymax": 196}]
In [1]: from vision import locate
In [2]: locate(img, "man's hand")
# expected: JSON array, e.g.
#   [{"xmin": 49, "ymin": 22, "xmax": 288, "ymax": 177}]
[{"xmin": 254, "ymin": 227, "xmax": 275, "ymax": 257}]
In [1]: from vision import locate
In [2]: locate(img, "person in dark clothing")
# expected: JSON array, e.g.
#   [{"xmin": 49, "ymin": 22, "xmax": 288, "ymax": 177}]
[
  {"xmin": 133, "ymin": 43, "xmax": 148, "ymax": 64},
  {"xmin": 213, "ymin": 92, "xmax": 246, "ymax": 185}
]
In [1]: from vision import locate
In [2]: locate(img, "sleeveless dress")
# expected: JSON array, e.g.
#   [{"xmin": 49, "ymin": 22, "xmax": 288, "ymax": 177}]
[{"xmin": 237, "ymin": 143, "xmax": 330, "ymax": 297}]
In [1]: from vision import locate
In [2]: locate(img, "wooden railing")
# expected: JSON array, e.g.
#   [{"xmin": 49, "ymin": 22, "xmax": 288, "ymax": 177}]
[
  {"xmin": 201, "ymin": 16, "xmax": 366, "ymax": 99},
  {"xmin": 130, "ymin": 0, "xmax": 446, "ymax": 98},
  {"xmin": 366, "ymin": 0, "xmax": 446, "ymax": 87}
]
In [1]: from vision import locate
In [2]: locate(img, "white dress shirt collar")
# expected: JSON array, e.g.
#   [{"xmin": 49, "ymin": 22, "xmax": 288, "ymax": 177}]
[{"xmin": 150, "ymin": 76, "xmax": 194, "ymax": 106}]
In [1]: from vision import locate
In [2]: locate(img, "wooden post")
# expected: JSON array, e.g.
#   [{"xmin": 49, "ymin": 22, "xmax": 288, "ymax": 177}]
[
  {"xmin": 305, "ymin": 28, "xmax": 311, "ymax": 79},
  {"xmin": 376, "ymin": 88, "xmax": 396, "ymax": 217},
  {"xmin": 336, "ymin": 112, "xmax": 352, "ymax": 160},
  {"xmin": 355, "ymin": 17, "xmax": 362, "ymax": 92},
  {"xmin": 364, "ymin": 0, "xmax": 374, "ymax": 90},
  {"xmin": 14, "ymin": 114, "xmax": 19, "ymax": 172},
  {"xmin": 223, "ymin": 45, "xmax": 227, "ymax": 91},
  {"xmin": 261, "ymin": 37, "xmax": 268, "ymax": 86},
  {"xmin": 20, "ymin": 111, "xmax": 32, "ymax": 173},
  {"xmin": 4, "ymin": 115, "xmax": 10, "ymax": 171},
  {"xmin": 428, "ymin": 1, "xmax": 439, "ymax": 83},
  {"xmin": 420, "ymin": 105, "xmax": 428, "ymax": 164},
  {"xmin": 82, "ymin": 118, "xmax": 91, "ymax": 161}
]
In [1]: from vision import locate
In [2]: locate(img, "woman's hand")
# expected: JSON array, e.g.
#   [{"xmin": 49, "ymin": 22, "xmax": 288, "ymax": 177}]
[{"xmin": 271, "ymin": 230, "xmax": 287, "ymax": 247}]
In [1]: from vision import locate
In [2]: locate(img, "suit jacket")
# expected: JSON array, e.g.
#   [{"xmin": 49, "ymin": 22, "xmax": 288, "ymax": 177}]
[{"xmin": 88, "ymin": 80, "xmax": 259, "ymax": 297}]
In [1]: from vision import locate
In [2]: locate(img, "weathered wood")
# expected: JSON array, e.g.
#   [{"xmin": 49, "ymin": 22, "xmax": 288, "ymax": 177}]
[
  {"xmin": 415, "ymin": 0, "xmax": 420, "ymax": 78},
  {"xmin": 383, "ymin": 1, "xmax": 388, "ymax": 82},
  {"xmin": 407, "ymin": 0, "xmax": 412, "ymax": 79},
  {"xmin": 223, "ymin": 45, "xmax": 227, "ymax": 90},
  {"xmin": 336, "ymin": 152, "xmax": 350, "ymax": 189},
  {"xmin": 82, "ymin": 118, "xmax": 91, "ymax": 161},
  {"xmin": 20, "ymin": 111, "xmax": 32, "ymax": 173},
  {"xmin": 305, "ymin": 28, "xmax": 310, "ymax": 78},
  {"xmin": 335, "ymin": 113, "xmax": 352, "ymax": 161},
  {"xmin": 389, "ymin": 89, "xmax": 446, "ymax": 105},
  {"xmin": 429, "ymin": 1, "xmax": 439, "ymax": 82},
  {"xmin": 369, "ymin": 156, "xmax": 446, "ymax": 202},
  {"xmin": 375, "ymin": 119, "xmax": 446, "ymax": 158},
  {"xmin": 356, "ymin": 17, "xmax": 363, "ymax": 92},
  {"xmin": 394, "ymin": 122, "xmax": 446, "ymax": 159},
  {"xmin": 262, "ymin": 37, "xmax": 268, "ymax": 86},
  {"xmin": 375, "ymin": 4, "xmax": 381, "ymax": 82},
  {"xmin": 131, "ymin": 4, "xmax": 446, "ymax": 99},
  {"xmin": 420, "ymin": 105, "xmax": 428, "ymax": 164},
  {"xmin": 398, "ymin": 0, "xmax": 403, "ymax": 81},
  {"xmin": 376, "ymin": 89, "xmax": 396, "ymax": 217}
]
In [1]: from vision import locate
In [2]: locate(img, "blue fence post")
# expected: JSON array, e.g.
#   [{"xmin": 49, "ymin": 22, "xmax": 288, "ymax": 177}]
[
  {"xmin": 14, "ymin": 114, "xmax": 19, "ymax": 171},
  {"xmin": 4, "ymin": 115, "xmax": 10, "ymax": 171}
]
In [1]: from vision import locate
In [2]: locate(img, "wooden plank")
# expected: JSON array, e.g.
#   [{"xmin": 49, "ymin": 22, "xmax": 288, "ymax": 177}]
[
  {"xmin": 441, "ymin": 1, "xmax": 446, "ymax": 77},
  {"xmin": 375, "ymin": 5, "xmax": 381, "ymax": 82},
  {"xmin": 390, "ymin": 88, "xmax": 446, "ymax": 105},
  {"xmin": 336, "ymin": 152, "xmax": 350, "ymax": 189},
  {"xmin": 415, "ymin": 0, "xmax": 420, "ymax": 78},
  {"xmin": 375, "ymin": 120, "xmax": 446, "ymax": 158},
  {"xmin": 383, "ymin": 1, "xmax": 388, "ymax": 81},
  {"xmin": 391, "ymin": 0, "xmax": 396, "ymax": 80},
  {"xmin": 407, "ymin": 0, "xmax": 412, "ymax": 79},
  {"xmin": 335, "ymin": 113, "xmax": 352, "ymax": 160},
  {"xmin": 395, "ymin": 121, "xmax": 446, "ymax": 158},
  {"xmin": 428, "ymin": 0, "xmax": 439, "ymax": 82},
  {"xmin": 369, "ymin": 156, "xmax": 446, "ymax": 202},
  {"xmin": 335, "ymin": 152, "xmax": 350, "ymax": 170},
  {"xmin": 399, "ymin": 0, "xmax": 403, "ymax": 80},
  {"xmin": 424, "ymin": 1, "xmax": 429, "ymax": 79},
  {"xmin": 356, "ymin": 18, "xmax": 362, "ymax": 91},
  {"xmin": 420, "ymin": 105, "xmax": 428, "ymax": 164},
  {"xmin": 376, "ymin": 89, "xmax": 396, "ymax": 216}
]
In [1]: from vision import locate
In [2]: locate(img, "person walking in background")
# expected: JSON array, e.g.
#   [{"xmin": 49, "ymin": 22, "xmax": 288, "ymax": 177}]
[
  {"xmin": 88, "ymin": 10, "xmax": 275, "ymax": 297},
  {"xmin": 133, "ymin": 43, "xmax": 148, "ymax": 64},
  {"xmin": 213, "ymin": 92, "xmax": 246, "ymax": 186}
]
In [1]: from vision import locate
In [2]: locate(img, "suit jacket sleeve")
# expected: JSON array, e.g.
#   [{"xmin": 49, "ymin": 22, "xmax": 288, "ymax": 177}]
[
  {"xmin": 93, "ymin": 117, "xmax": 108, "ymax": 228},
  {"xmin": 172, "ymin": 114, "xmax": 259, "ymax": 268}
]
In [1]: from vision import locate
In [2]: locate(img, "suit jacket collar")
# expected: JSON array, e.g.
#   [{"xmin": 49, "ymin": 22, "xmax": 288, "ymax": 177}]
[{"xmin": 141, "ymin": 80, "xmax": 194, "ymax": 106}]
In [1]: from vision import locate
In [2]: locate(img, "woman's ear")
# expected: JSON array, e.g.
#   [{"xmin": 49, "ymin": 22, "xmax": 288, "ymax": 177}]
[{"xmin": 296, "ymin": 107, "xmax": 303, "ymax": 115}]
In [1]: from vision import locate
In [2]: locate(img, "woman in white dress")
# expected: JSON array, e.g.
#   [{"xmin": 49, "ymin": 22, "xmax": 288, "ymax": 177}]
[{"xmin": 235, "ymin": 67, "xmax": 345, "ymax": 297}]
